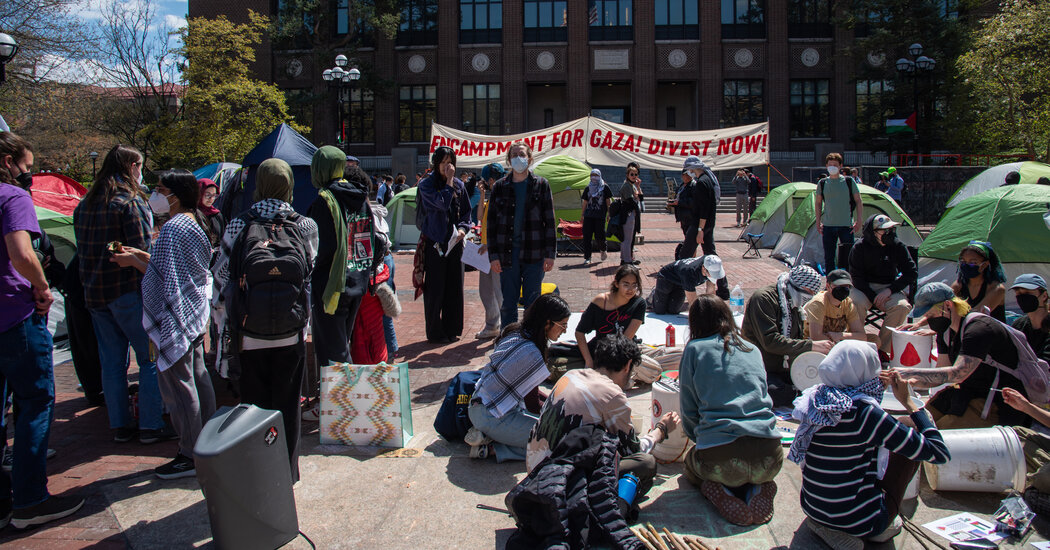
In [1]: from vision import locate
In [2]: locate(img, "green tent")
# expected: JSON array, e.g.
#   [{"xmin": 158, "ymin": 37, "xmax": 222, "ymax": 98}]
[
  {"xmin": 771, "ymin": 183, "xmax": 922, "ymax": 268},
  {"xmin": 946, "ymin": 161, "xmax": 1050, "ymax": 209},
  {"xmin": 36, "ymin": 206, "xmax": 77, "ymax": 265},
  {"xmin": 532, "ymin": 154, "xmax": 591, "ymax": 222},
  {"xmin": 738, "ymin": 182, "xmax": 816, "ymax": 248},
  {"xmin": 386, "ymin": 187, "xmax": 419, "ymax": 250}
]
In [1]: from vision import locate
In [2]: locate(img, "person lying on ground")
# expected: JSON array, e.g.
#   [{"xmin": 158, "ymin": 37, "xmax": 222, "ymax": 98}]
[
  {"xmin": 804, "ymin": 269, "xmax": 867, "ymax": 345},
  {"xmin": 648, "ymin": 254, "xmax": 728, "ymax": 314}
]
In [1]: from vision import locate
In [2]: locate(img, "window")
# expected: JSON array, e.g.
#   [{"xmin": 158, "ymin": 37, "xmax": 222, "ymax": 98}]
[
  {"xmin": 588, "ymin": 0, "xmax": 632, "ymax": 41},
  {"xmin": 544, "ymin": 108, "xmax": 554, "ymax": 127},
  {"xmin": 788, "ymin": 0, "xmax": 831, "ymax": 38},
  {"xmin": 399, "ymin": 85, "xmax": 436, "ymax": 143},
  {"xmin": 335, "ymin": 0, "xmax": 375, "ymax": 47},
  {"xmin": 939, "ymin": 0, "xmax": 958, "ymax": 19},
  {"xmin": 524, "ymin": 0, "xmax": 567, "ymax": 42},
  {"xmin": 722, "ymin": 80, "xmax": 764, "ymax": 126},
  {"xmin": 789, "ymin": 79, "xmax": 830, "ymax": 138},
  {"xmin": 346, "ymin": 89, "xmax": 375, "ymax": 144},
  {"xmin": 855, "ymin": 79, "xmax": 893, "ymax": 134},
  {"xmin": 655, "ymin": 0, "xmax": 698, "ymax": 40},
  {"xmin": 666, "ymin": 106, "xmax": 676, "ymax": 129},
  {"xmin": 398, "ymin": 0, "xmax": 438, "ymax": 46},
  {"xmin": 721, "ymin": 0, "xmax": 765, "ymax": 39},
  {"xmin": 461, "ymin": 0, "xmax": 502, "ymax": 44},
  {"xmin": 462, "ymin": 84, "xmax": 501, "ymax": 135},
  {"xmin": 284, "ymin": 89, "xmax": 314, "ymax": 137}
]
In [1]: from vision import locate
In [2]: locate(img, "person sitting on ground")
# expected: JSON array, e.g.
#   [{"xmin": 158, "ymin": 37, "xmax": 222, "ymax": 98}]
[
  {"xmin": 574, "ymin": 263, "xmax": 646, "ymax": 368},
  {"xmin": 848, "ymin": 214, "xmax": 915, "ymax": 353},
  {"xmin": 1011, "ymin": 274, "xmax": 1050, "ymax": 362},
  {"xmin": 997, "ymin": 387, "xmax": 1050, "ymax": 514},
  {"xmin": 803, "ymin": 269, "xmax": 866, "ymax": 345},
  {"xmin": 527, "ymin": 335, "xmax": 680, "ymax": 500},
  {"xmin": 893, "ymin": 282, "xmax": 1036, "ymax": 429},
  {"xmin": 952, "ymin": 240, "xmax": 1007, "ymax": 322},
  {"xmin": 795, "ymin": 341, "xmax": 949, "ymax": 550},
  {"xmin": 467, "ymin": 294, "xmax": 571, "ymax": 462},
  {"xmin": 740, "ymin": 265, "xmax": 834, "ymax": 406},
  {"xmin": 680, "ymin": 295, "xmax": 783, "ymax": 526},
  {"xmin": 649, "ymin": 254, "xmax": 728, "ymax": 314},
  {"xmin": 580, "ymin": 168, "xmax": 612, "ymax": 265}
]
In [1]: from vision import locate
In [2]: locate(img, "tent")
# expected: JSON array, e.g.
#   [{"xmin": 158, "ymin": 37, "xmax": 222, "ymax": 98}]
[
  {"xmin": 918, "ymin": 184, "xmax": 1050, "ymax": 312},
  {"xmin": 737, "ymin": 182, "xmax": 816, "ymax": 248},
  {"xmin": 193, "ymin": 162, "xmax": 241, "ymax": 191},
  {"xmin": 386, "ymin": 187, "xmax": 420, "ymax": 250},
  {"xmin": 217, "ymin": 124, "xmax": 318, "ymax": 219},
  {"xmin": 771, "ymin": 183, "xmax": 922, "ymax": 269},
  {"xmin": 532, "ymin": 154, "xmax": 591, "ymax": 222},
  {"xmin": 30, "ymin": 173, "xmax": 87, "ymax": 264},
  {"xmin": 946, "ymin": 161, "xmax": 1050, "ymax": 209}
]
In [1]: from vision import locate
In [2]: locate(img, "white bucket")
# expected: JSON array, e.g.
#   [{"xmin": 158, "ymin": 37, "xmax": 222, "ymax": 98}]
[
  {"xmin": 651, "ymin": 378, "xmax": 690, "ymax": 463},
  {"xmin": 923, "ymin": 426, "xmax": 1027, "ymax": 493},
  {"xmin": 889, "ymin": 328, "xmax": 936, "ymax": 370}
]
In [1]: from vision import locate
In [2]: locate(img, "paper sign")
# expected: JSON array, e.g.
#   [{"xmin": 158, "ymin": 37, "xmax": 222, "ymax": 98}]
[
  {"xmin": 922, "ymin": 513, "xmax": 1005, "ymax": 543},
  {"xmin": 1031, "ymin": 541, "xmax": 1050, "ymax": 549},
  {"xmin": 461, "ymin": 240, "xmax": 490, "ymax": 273}
]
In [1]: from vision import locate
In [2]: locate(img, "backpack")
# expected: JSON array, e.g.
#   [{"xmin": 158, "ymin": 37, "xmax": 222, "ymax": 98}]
[
  {"xmin": 962, "ymin": 312, "xmax": 1050, "ymax": 419},
  {"xmin": 819, "ymin": 176, "xmax": 858, "ymax": 214},
  {"xmin": 228, "ymin": 211, "xmax": 311, "ymax": 346},
  {"xmin": 433, "ymin": 370, "xmax": 482, "ymax": 441}
]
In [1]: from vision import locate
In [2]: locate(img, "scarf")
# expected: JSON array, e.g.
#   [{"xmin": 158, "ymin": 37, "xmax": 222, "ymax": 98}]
[
  {"xmin": 587, "ymin": 169, "xmax": 604, "ymax": 199},
  {"xmin": 197, "ymin": 178, "xmax": 220, "ymax": 216},
  {"xmin": 312, "ymin": 146, "xmax": 351, "ymax": 314},
  {"xmin": 254, "ymin": 158, "xmax": 294, "ymax": 203},
  {"xmin": 788, "ymin": 340, "xmax": 885, "ymax": 465}
]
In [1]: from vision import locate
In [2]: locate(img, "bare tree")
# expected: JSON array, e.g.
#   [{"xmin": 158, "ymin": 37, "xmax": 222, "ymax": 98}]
[{"xmin": 0, "ymin": 0, "xmax": 91, "ymax": 82}]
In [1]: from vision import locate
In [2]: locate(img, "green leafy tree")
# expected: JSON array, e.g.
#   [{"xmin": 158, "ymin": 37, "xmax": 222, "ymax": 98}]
[{"xmin": 957, "ymin": 0, "xmax": 1050, "ymax": 161}]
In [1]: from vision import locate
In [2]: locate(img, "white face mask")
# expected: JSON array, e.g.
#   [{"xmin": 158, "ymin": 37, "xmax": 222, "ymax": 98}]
[
  {"xmin": 827, "ymin": 165, "xmax": 840, "ymax": 176},
  {"xmin": 149, "ymin": 190, "xmax": 171, "ymax": 214},
  {"xmin": 511, "ymin": 156, "xmax": 529, "ymax": 173}
]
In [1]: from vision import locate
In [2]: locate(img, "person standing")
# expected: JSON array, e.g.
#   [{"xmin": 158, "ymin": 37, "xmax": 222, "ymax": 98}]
[
  {"xmin": 814, "ymin": 152, "xmax": 863, "ymax": 271},
  {"xmin": 886, "ymin": 167, "xmax": 904, "ymax": 203},
  {"xmin": 486, "ymin": 141, "xmax": 556, "ymax": 328},
  {"xmin": 197, "ymin": 178, "xmax": 224, "ymax": 253},
  {"xmin": 748, "ymin": 169, "xmax": 761, "ymax": 221},
  {"xmin": 416, "ymin": 146, "xmax": 472, "ymax": 343},
  {"xmin": 580, "ymin": 168, "xmax": 611, "ymax": 265},
  {"xmin": 732, "ymin": 169, "xmax": 749, "ymax": 228},
  {"xmin": 475, "ymin": 162, "xmax": 505, "ymax": 340},
  {"xmin": 669, "ymin": 167, "xmax": 699, "ymax": 259},
  {"xmin": 683, "ymin": 156, "xmax": 718, "ymax": 256},
  {"xmin": 0, "ymin": 131, "xmax": 84, "ymax": 528},
  {"xmin": 619, "ymin": 164, "xmax": 643, "ymax": 265},
  {"xmin": 73, "ymin": 144, "xmax": 169, "ymax": 444}
]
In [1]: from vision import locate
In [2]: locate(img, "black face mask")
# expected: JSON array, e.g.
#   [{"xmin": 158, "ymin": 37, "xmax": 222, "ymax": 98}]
[
  {"xmin": 928, "ymin": 316, "xmax": 951, "ymax": 334},
  {"xmin": 14, "ymin": 171, "xmax": 32, "ymax": 190},
  {"xmin": 831, "ymin": 286, "xmax": 850, "ymax": 301},
  {"xmin": 959, "ymin": 262, "xmax": 982, "ymax": 279},
  {"xmin": 1017, "ymin": 293, "xmax": 1042, "ymax": 314}
]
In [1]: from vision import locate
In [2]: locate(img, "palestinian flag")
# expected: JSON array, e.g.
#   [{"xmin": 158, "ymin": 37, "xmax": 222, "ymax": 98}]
[{"xmin": 886, "ymin": 113, "xmax": 916, "ymax": 134}]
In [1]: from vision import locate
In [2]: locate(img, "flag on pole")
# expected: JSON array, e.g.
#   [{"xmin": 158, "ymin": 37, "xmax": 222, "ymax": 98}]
[{"xmin": 886, "ymin": 112, "xmax": 917, "ymax": 134}]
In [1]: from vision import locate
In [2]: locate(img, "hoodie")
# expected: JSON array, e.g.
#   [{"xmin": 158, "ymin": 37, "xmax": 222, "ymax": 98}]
[
  {"xmin": 848, "ymin": 216, "xmax": 916, "ymax": 302},
  {"xmin": 308, "ymin": 178, "xmax": 374, "ymax": 302}
]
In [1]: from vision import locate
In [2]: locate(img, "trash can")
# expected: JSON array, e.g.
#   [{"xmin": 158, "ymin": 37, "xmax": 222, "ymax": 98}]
[{"xmin": 194, "ymin": 404, "xmax": 299, "ymax": 550}]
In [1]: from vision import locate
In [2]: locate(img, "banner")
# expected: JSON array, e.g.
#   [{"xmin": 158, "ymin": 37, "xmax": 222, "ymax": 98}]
[{"xmin": 429, "ymin": 117, "xmax": 769, "ymax": 171}]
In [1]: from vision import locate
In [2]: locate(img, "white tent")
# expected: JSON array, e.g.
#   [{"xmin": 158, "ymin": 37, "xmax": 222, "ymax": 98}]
[{"xmin": 946, "ymin": 161, "xmax": 1050, "ymax": 209}]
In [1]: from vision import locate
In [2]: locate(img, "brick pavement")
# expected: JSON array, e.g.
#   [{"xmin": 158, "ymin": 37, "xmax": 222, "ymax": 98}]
[{"xmin": 0, "ymin": 211, "xmax": 787, "ymax": 548}]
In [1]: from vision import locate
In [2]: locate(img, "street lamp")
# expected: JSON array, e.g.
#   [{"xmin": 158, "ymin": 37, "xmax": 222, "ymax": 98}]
[
  {"xmin": 89, "ymin": 151, "xmax": 99, "ymax": 180},
  {"xmin": 895, "ymin": 43, "xmax": 936, "ymax": 164},
  {"xmin": 322, "ymin": 55, "xmax": 362, "ymax": 151},
  {"xmin": 0, "ymin": 33, "xmax": 18, "ymax": 84}
]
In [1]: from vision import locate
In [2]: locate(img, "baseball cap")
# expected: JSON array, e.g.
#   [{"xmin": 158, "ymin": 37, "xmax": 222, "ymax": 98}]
[
  {"xmin": 346, "ymin": 155, "xmax": 360, "ymax": 163},
  {"xmin": 826, "ymin": 269, "xmax": 852, "ymax": 287},
  {"xmin": 703, "ymin": 255, "xmax": 725, "ymax": 281},
  {"xmin": 480, "ymin": 163, "xmax": 505, "ymax": 180},
  {"xmin": 871, "ymin": 214, "xmax": 900, "ymax": 230},
  {"xmin": 887, "ymin": 167, "xmax": 897, "ymax": 175},
  {"xmin": 910, "ymin": 282, "xmax": 956, "ymax": 318},
  {"xmin": 1011, "ymin": 274, "xmax": 1048, "ymax": 291}
]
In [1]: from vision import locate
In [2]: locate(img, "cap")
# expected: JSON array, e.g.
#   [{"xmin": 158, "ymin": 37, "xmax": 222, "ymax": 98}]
[
  {"xmin": 480, "ymin": 163, "xmax": 505, "ymax": 181},
  {"xmin": 1011, "ymin": 274, "xmax": 1048, "ymax": 291},
  {"xmin": 346, "ymin": 155, "xmax": 360, "ymax": 163},
  {"xmin": 887, "ymin": 166, "xmax": 897, "ymax": 175},
  {"xmin": 872, "ymin": 214, "xmax": 900, "ymax": 230},
  {"xmin": 879, "ymin": 171, "xmax": 889, "ymax": 178},
  {"xmin": 910, "ymin": 282, "xmax": 956, "ymax": 318},
  {"xmin": 826, "ymin": 269, "xmax": 852, "ymax": 287},
  {"xmin": 703, "ymin": 255, "xmax": 725, "ymax": 281}
]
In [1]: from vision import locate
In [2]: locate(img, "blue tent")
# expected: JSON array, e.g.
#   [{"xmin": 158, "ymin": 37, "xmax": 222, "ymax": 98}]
[
  {"xmin": 217, "ymin": 124, "xmax": 319, "ymax": 219},
  {"xmin": 193, "ymin": 162, "xmax": 241, "ymax": 189}
]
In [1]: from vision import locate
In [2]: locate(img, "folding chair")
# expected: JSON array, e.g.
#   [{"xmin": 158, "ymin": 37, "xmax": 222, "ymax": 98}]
[
  {"xmin": 742, "ymin": 233, "xmax": 763, "ymax": 259},
  {"xmin": 557, "ymin": 218, "xmax": 585, "ymax": 256},
  {"xmin": 864, "ymin": 308, "xmax": 887, "ymax": 331}
]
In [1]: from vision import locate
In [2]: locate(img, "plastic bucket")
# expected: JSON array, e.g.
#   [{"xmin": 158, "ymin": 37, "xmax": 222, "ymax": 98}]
[
  {"xmin": 651, "ymin": 378, "xmax": 689, "ymax": 463},
  {"xmin": 889, "ymin": 328, "xmax": 935, "ymax": 370},
  {"xmin": 923, "ymin": 426, "xmax": 1027, "ymax": 493}
]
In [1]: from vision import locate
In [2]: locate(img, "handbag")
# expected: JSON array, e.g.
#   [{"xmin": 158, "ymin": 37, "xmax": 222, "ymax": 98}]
[{"xmin": 320, "ymin": 362, "xmax": 413, "ymax": 447}]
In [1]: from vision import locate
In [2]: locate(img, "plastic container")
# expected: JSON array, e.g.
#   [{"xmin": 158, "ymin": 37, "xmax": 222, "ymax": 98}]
[
  {"xmin": 665, "ymin": 324, "xmax": 675, "ymax": 348},
  {"xmin": 889, "ymin": 328, "xmax": 936, "ymax": 370},
  {"xmin": 651, "ymin": 378, "xmax": 689, "ymax": 463},
  {"xmin": 923, "ymin": 426, "xmax": 1027, "ymax": 493},
  {"xmin": 618, "ymin": 473, "xmax": 640, "ymax": 505},
  {"xmin": 730, "ymin": 285, "xmax": 745, "ymax": 315}
]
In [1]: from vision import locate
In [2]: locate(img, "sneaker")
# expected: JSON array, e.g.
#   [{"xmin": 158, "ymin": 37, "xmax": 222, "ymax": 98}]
[
  {"xmin": 464, "ymin": 427, "xmax": 492, "ymax": 447},
  {"xmin": 155, "ymin": 454, "xmax": 196, "ymax": 480},
  {"xmin": 867, "ymin": 516, "xmax": 903, "ymax": 543},
  {"xmin": 747, "ymin": 481, "xmax": 777, "ymax": 525},
  {"xmin": 113, "ymin": 426, "xmax": 138, "ymax": 443},
  {"xmin": 632, "ymin": 260, "xmax": 641, "ymax": 265},
  {"xmin": 806, "ymin": 518, "xmax": 863, "ymax": 550},
  {"xmin": 10, "ymin": 495, "xmax": 84, "ymax": 529},
  {"xmin": 2, "ymin": 448, "xmax": 56, "ymax": 472},
  {"xmin": 468, "ymin": 444, "xmax": 490, "ymax": 459},
  {"xmin": 699, "ymin": 480, "xmax": 752, "ymax": 526},
  {"xmin": 301, "ymin": 402, "xmax": 320, "ymax": 422},
  {"xmin": 140, "ymin": 425, "xmax": 178, "ymax": 444},
  {"xmin": 583, "ymin": 258, "xmax": 591, "ymax": 265},
  {"xmin": 0, "ymin": 498, "xmax": 10, "ymax": 529},
  {"xmin": 475, "ymin": 327, "xmax": 501, "ymax": 340},
  {"xmin": 600, "ymin": 251, "xmax": 608, "ymax": 261}
]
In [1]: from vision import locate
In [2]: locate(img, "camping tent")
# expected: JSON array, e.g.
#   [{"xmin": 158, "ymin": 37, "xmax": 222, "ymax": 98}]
[
  {"xmin": 771, "ymin": 183, "xmax": 922, "ymax": 269},
  {"xmin": 946, "ymin": 161, "xmax": 1050, "ymax": 209},
  {"xmin": 193, "ymin": 162, "xmax": 241, "ymax": 191},
  {"xmin": 737, "ymin": 182, "xmax": 816, "ymax": 248},
  {"xmin": 532, "ymin": 154, "xmax": 591, "ymax": 222},
  {"xmin": 30, "ymin": 173, "xmax": 87, "ymax": 264},
  {"xmin": 217, "ymin": 124, "xmax": 318, "ymax": 219},
  {"xmin": 386, "ymin": 187, "xmax": 420, "ymax": 250},
  {"xmin": 919, "ymin": 184, "xmax": 1050, "ymax": 312}
]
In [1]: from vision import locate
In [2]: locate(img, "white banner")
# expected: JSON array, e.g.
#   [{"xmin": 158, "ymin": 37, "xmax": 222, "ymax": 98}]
[{"xmin": 429, "ymin": 117, "xmax": 769, "ymax": 171}]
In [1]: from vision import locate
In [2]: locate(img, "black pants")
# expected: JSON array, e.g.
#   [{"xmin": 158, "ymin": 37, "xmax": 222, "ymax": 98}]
[
  {"xmin": 701, "ymin": 224, "xmax": 716, "ymax": 256},
  {"xmin": 423, "ymin": 239, "xmax": 465, "ymax": 341},
  {"xmin": 650, "ymin": 277, "xmax": 686, "ymax": 314},
  {"xmin": 64, "ymin": 290, "xmax": 103, "ymax": 403},
  {"xmin": 680, "ymin": 223, "xmax": 699, "ymax": 259},
  {"xmin": 311, "ymin": 291, "xmax": 362, "ymax": 367},
  {"xmin": 581, "ymin": 216, "xmax": 607, "ymax": 260},
  {"xmin": 239, "ymin": 342, "xmax": 305, "ymax": 483}
]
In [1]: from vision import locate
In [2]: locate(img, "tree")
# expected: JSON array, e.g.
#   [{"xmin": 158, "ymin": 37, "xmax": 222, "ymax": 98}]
[
  {"xmin": 957, "ymin": 0, "xmax": 1050, "ymax": 160},
  {"xmin": 0, "ymin": 0, "xmax": 92, "ymax": 83},
  {"xmin": 153, "ymin": 13, "xmax": 307, "ymax": 167}
]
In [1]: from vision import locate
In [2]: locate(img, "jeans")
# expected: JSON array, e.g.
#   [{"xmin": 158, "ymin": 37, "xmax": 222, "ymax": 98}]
[
  {"xmin": 89, "ymin": 291, "xmax": 164, "ymax": 431},
  {"xmin": 382, "ymin": 254, "xmax": 398, "ymax": 356},
  {"xmin": 478, "ymin": 268, "xmax": 503, "ymax": 332},
  {"xmin": 735, "ymin": 193, "xmax": 748, "ymax": 224},
  {"xmin": 821, "ymin": 225, "xmax": 854, "ymax": 271},
  {"xmin": 499, "ymin": 246, "xmax": 545, "ymax": 328},
  {"xmin": 0, "ymin": 314, "xmax": 54, "ymax": 508},
  {"xmin": 468, "ymin": 402, "xmax": 537, "ymax": 463}
]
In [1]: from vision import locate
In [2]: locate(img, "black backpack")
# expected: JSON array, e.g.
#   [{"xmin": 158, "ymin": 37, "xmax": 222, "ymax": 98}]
[
  {"xmin": 227, "ymin": 211, "xmax": 311, "ymax": 346},
  {"xmin": 819, "ymin": 176, "xmax": 858, "ymax": 213}
]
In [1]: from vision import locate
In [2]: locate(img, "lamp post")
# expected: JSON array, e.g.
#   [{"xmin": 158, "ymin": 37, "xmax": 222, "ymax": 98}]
[
  {"xmin": 0, "ymin": 33, "xmax": 18, "ymax": 84},
  {"xmin": 895, "ymin": 43, "xmax": 936, "ymax": 164},
  {"xmin": 89, "ymin": 151, "xmax": 99, "ymax": 180},
  {"xmin": 322, "ymin": 54, "xmax": 361, "ymax": 151}
]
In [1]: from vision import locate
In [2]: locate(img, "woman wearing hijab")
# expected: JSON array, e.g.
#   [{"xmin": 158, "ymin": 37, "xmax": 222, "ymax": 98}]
[
  {"xmin": 793, "ymin": 341, "xmax": 949, "ymax": 550},
  {"xmin": 197, "ymin": 178, "xmax": 224, "ymax": 251},
  {"xmin": 580, "ymin": 168, "xmax": 611, "ymax": 265}
]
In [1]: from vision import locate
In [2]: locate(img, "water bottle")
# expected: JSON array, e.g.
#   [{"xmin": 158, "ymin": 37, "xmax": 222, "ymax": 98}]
[
  {"xmin": 617, "ymin": 473, "xmax": 640, "ymax": 506},
  {"xmin": 730, "ymin": 284, "xmax": 745, "ymax": 315},
  {"xmin": 665, "ymin": 324, "xmax": 675, "ymax": 348}
]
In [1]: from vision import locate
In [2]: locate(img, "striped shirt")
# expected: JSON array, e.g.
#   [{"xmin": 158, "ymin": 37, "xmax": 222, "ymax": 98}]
[
  {"xmin": 474, "ymin": 332, "xmax": 547, "ymax": 418},
  {"xmin": 800, "ymin": 403, "xmax": 949, "ymax": 537}
]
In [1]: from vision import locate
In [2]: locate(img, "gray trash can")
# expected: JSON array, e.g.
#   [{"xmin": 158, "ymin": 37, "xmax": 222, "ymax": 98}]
[{"xmin": 194, "ymin": 404, "xmax": 299, "ymax": 550}]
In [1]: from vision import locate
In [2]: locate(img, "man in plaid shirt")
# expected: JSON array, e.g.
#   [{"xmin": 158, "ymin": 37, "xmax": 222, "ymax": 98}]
[{"xmin": 486, "ymin": 141, "xmax": 556, "ymax": 328}]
